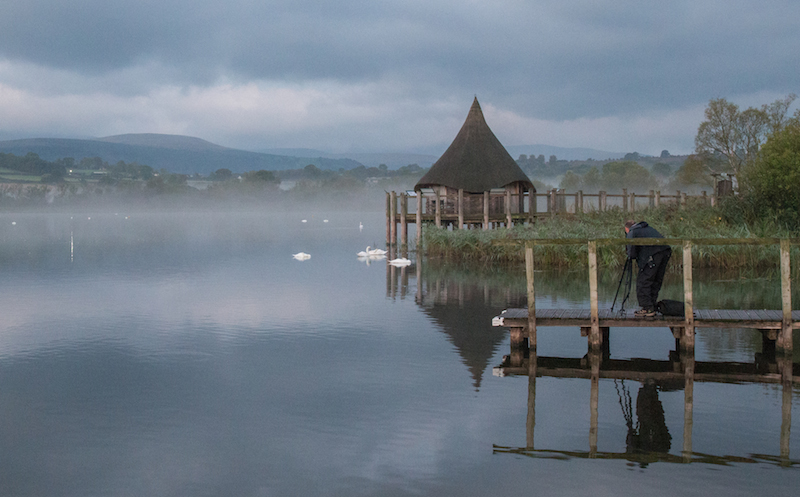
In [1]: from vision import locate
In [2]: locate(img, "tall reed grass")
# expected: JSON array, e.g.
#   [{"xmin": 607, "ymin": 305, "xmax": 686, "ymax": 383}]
[{"xmin": 421, "ymin": 203, "xmax": 800, "ymax": 270}]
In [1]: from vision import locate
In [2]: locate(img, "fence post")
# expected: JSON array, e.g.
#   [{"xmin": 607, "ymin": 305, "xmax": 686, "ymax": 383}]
[
  {"xmin": 435, "ymin": 189, "xmax": 441, "ymax": 228},
  {"xmin": 779, "ymin": 239, "xmax": 793, "ymax": 353},
  {"xmin": 683, "ymin": 240, "xmax": 694, "ymax": 350},
  {"xmin": 599, "ymin": 191, "xmax": 606, "ymax": 211},
  {"xmin": 390, "ymin": 191, "xmax": 397, "ymax": 245},
  {"xmin": 457, "ymin": 189, "xmax": 464, "ymax": 230},
  {"xmin": 655, "ymin": 190, "xmax": 661, "ymax": 207},
  {"xmin": 630, "ymin": 191, "xmax": 636, "ymax": 212},
  {"xmin": 415, "ymin": 191, "xmax": 422, "ymax": 250},
  {"xmin": 483, "ymin": 191, "xmax": 489, "ymax": 230},
  {"xmin": 588, "ymin": 240, "xmax": 600, "ymax": 350},
  {"xmin": 622, "ymin": 188, "xmax": 628, "ymax": 212},
  {"xmin": 577, "ymin": 190, "xmax": 583, "ymax": 214},
  {"xmin": 526, "ymin": 244, "xmax": 536, "ymax": 351},
  {"xmin": 649, "ymin": 190, "xmax": 655, "ymax": 208}
]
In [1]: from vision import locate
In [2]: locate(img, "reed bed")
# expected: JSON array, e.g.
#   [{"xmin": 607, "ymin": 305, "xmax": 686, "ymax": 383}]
[{"xmin": 421, "ymin": 203, "xmax": 800, "ymax": 270}]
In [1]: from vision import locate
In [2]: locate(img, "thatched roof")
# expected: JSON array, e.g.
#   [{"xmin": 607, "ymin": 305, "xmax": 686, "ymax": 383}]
[{"xmin": 415, "ymin": 97, "xmax": 533, "ymax": 193}]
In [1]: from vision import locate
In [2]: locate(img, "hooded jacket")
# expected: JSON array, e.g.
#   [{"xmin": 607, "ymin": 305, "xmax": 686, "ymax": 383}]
[{"xmin": 626, "ymin": 221, "xmax": 670, "ymax": 267}]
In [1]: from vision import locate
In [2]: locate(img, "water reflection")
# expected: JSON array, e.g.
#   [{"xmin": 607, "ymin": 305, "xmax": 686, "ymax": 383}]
[{"xmin": 388, "ymin": 259, "xmax": 800, "ymax": 467}]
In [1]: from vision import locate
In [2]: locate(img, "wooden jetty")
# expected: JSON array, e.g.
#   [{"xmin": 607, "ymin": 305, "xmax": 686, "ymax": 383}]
[
  {"xmin": 492, "ymin": 237, "xmax": 798, "ymax": 355},
  {"xmin": 386, "ymin": 188, "xmax": 713, "ymax": 250}
]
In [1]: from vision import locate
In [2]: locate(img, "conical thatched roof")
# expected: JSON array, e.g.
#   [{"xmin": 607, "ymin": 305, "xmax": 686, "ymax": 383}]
[{"xmin": 415, "ymin": 97, "xmax": 533, "ymax": 193}]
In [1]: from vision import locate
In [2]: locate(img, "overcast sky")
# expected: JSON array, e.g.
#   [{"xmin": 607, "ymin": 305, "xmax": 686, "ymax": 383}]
[{"xmin": 1, "ymin": 0, "xmax": 798, "ymax": 156}]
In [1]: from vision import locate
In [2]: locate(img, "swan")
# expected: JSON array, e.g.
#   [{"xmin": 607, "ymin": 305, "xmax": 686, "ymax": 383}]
[
  {"xmin": 388, "ymin": 257, "xmax": 412, "ymax": 266},
  {"xmin": 367, "ymin": 247, "xmax": 387, "ymax": 256},
  {"xmin": 357, "ymin": 246, "xmax": 371, "ymax": 257},
  {"xmin": 292, "ymin": 252, "xmax": 311, "ymax": 260}
]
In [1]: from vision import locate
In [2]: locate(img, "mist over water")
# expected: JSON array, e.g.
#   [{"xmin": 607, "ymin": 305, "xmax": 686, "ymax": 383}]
[{"xmin": 1, "ymin": 209, "xmax": 798, "ymax": 496}]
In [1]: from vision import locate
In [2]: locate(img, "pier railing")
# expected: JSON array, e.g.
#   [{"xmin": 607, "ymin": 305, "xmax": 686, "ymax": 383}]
[
  {"xmin": 507, "ymin": 237, "xmax": 797, "ymax": 353},
  {"xmin": 386, "ymin": 188, "xmax": 715, "ymax": 249}
]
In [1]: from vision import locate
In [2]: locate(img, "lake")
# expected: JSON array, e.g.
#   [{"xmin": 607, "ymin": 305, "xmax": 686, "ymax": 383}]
[{"xmin": 0, "ymin": 210, "xmax": 798, "ymax": 496}]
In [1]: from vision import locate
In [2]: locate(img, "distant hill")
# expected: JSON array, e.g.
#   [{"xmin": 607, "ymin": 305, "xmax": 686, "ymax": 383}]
[
  {"xmin": 0, "ymin": 134, "xmax": 364, "ymax": 175},
  {"xmin": 260, "ymin": 148, "xmax": 438, "ymax": 169}
]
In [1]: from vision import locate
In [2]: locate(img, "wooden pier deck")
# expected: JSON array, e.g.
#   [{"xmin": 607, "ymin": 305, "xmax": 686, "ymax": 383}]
[{"xmin": 494, "ymin": 308, "xmax": 800, "ymax": 330}]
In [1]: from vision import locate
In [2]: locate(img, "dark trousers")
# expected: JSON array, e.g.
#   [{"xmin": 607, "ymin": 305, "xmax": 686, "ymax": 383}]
[{"xmin": 636, "ymin": 248, "xmax": 671, "ymax": 310}]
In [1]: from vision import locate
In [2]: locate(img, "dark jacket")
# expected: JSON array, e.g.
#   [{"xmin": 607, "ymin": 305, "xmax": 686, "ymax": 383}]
[{"xmin": 626, "ymin": 221, "xmax": 670, "ymax": 266}]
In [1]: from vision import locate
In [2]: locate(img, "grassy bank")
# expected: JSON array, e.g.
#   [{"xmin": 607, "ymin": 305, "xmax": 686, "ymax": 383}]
[{"xmin": 421, "ymin": 202, "xmax": 800, "ymax": 270}]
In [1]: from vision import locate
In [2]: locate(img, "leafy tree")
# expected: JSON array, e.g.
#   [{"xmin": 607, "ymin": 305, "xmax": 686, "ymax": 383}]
[
  {"xmin": 675, "ymin": 154, "xmax": 715, "ymax": 187},
  {"xmin": 651, "ymin": 162, "xmax": 672, "ymax": 177},
  {"xmin": 660, "ymin": 150, "xmax": 670, "ymax": 158},
  {"xmin": 695, "ymin": 94, "xmax": 796, "ymax": 181},
  {"xmin": 211, "ymin": 168, "xmax": 233, "ymax": 181},
  {"xmin": 559, "ymin": 170, "xmax": 582, "ymax": 191},
  {"xmin": 548, "ymin": 155, "xmax": 557, "ymax": 164},
  {"xmin": 582, "ymin": 166, "xmax": 601, "ymax": 191},
  {"xmin": 600, "ymin": 161, "xmax": 655, "ymax": 192},
  {"xmin": 739, "ymin": 119, "xmax": 800, "ymax": 226}
]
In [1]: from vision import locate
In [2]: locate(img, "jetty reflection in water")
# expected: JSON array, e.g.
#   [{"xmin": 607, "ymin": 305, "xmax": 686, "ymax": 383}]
[{"xmin": 387, "ymin": 259, "xmax": 799, "ymax": 467}]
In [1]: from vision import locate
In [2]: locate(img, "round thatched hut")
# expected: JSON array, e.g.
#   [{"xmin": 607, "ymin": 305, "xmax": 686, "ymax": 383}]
[{"xmin": 415, "ymin": 97, "xmax": 534, "ymax": 226}]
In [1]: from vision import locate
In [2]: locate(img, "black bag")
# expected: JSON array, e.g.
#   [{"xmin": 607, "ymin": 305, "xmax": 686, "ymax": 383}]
[{"xmin": 657, "ymin": 299, "xmax": 684, "ymax": 316}]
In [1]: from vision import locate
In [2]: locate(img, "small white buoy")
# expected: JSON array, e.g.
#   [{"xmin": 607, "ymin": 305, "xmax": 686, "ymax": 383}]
[
  {"xmin": 11, "ymin": 221, "xmax": 16, "ymax": 225},
  {"xmin": 323, "ymin": 219, "xmax": 329, "ymax": 223},
  {"xmin": 301, "ymin": 219, "xmax": 308, "ymax": 223},
  {"xmin": 292, "ymin": 252, "xmax": 311, "ymax": 261}
]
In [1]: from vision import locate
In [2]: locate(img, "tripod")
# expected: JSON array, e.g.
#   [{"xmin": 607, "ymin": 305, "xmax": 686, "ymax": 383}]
[{"xmin": 610, "ymin": 258, "xmax": 633, "ymax": 314}]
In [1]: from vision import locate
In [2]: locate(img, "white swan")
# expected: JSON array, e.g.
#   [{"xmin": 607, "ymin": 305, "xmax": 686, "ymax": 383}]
[
  {"xmin": 357, "ymin": 246, "xmax": 371, "ymax": 257},
  {"xmin": 292, "ymin": 252, "xmax": 311, "ymax": 260},
  {"xmin": 368, "ymin": 247, "xmax": 387, "ymax": 256},
  {"xmin": 388, "ymin": 257, "xmax": 412, "ymax": 266}
]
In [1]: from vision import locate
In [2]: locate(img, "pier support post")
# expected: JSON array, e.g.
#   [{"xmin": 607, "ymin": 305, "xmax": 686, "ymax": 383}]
[
  {"xmin": 483, "ymin": 191, "xmax": 489, "ymax": 230},
  {"xmin": 400, "ymin": 193, "xmax": 408, "ymax": 249},
  {"xmin": 779, "ymin": 239, "xmax": 793, "ymax": 353},
  {"xmin": 415, "ymin": 191, "xmax": 422, "ymax": 250},
  {"xmin": 589, "ymin": 349, "xmax": 600, "ymax": 458},
  {"xmin": 506, "ymin": 190, "xmax": 512, "ymax": 227},
  {"xmin": 435, "ymin": 189, "xmax": 441, "ymax": 228},
  {"xmin": 390, "ymin": 191, "xmax": 397, "ymax": 246},
  {"xmin": 526, "ymin": 244, "xmax": 537, "ymax": 351},
  {"xmin": 780, "ymin": 353, "xmax": 792, "ymax": 464},
  {"xmin": 682, "ymin": 240, "xmax": 695, "ymax": 350},
  {"xmin": 529, "ymin": 190, "xmax": 537, "ymax": 224},
  {"xmin": 457, "ymin": 189, "xmax": 464, "ymax": 229},
  {"xmin": 385, "ymin": 191, "xmax": 391, "ymax": 247},
  {"xmin": 682, "ymin": 351, "xmax": 694, "ymax": 462},
  {"xmin": 527, "ymin": 352, "xmax": 537, "ymax": 449},
  {"xmin": 588, "ymin": 241, "xmax": 601, "ymax": 349}
]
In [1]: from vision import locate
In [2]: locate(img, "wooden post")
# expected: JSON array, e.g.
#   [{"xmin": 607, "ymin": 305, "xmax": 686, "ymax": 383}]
[
  {"xmin": 577, "ymin": 190, "xmax": 583, "ymax": 214},
  {"xmin": 681, "ymin": 191, "xmax": 687, "ymax": 208},
  {"xmin": 435, "ymin": 189, "xmax": 441, "ymax": 228},
  {"xmin": 588, "ymin": 240, "xmax": 600, "ymax": 349},
  {"xmin": 781, "ymin": 356, "xmax": 792, "ymax": 463},
  {"xmin": 676, "ymin": 190, "xmax": 682, "ymax": 208},
  {"xmin": 529, "ymin": 190, "xmax": 537, "ymax": 223},
  {"xmin": 385, "ymin": 191, "xmax": 391, "ymax": 247},
  {"xmin": 589, "ymin": 350, "xmax": 600, "ymax": 458},
  {"xmin": 629, "ymin": 191, "xmax": 635, "ymax": 212},
  {"xmin": 483, "ymin": 191, "xmax": 490, "ymax": 230},
  {"xmin": 457, "ymin": 189, "xmax": 464, "ymax": 230},
  {"xmin": 526, "ymin": 353, "xmax": 537, "ymax": 449},
  {"xmin": 526, "ymin": 244, "xmax": 536, "ymax": 351},
  {"xmin": 682, "ymin": 352, "xmax": 694, "ymax": 462},
  {"xmin": 701, "ymin": 190, "xmax": 708, "ymax": 205},
  {"xmin": 649, "ymin": 190, "xmax": 655, "ymax": 208},
  {"xmin": 390, "ymin": 191, "xmax": 397, "ymax": 246},
  {"xmin": 415, "ymin": 191, "xmax": 422, "ymax": 250},
  {"xmin": 400, "ymin": 193, "xmax": 408, "ymax": 249},
  {"xmin": 622, "ymin": 188, "xmax": 628, "ymax": 212},
  {"xmin": 779, "ymin": 239, "xmax": 792, "ymax": 352},
  {"xmin": 549, "ymin": 189, "xmax": 556, "ymax": 217},
  {"xmin": 683, "ymin": 240, "xmax": 694, "ymax": 350},
  {"xmin": 655, "ymin": 190, "xmax": 661, "ymax": 207},
  {"xmin": 505, "ymin": 190, "xmax": 512, "ymax": 227}
]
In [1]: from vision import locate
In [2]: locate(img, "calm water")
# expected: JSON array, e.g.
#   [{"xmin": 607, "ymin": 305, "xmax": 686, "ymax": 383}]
[{"xmin": 1, "ymin": 210, "xmax": 798, "ymax": 496}]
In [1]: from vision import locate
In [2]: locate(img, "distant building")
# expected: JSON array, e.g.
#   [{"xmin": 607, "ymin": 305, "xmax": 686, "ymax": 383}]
[{"xmin": 414, "ymin": 97, "xmax": 534, "ymax": 219}]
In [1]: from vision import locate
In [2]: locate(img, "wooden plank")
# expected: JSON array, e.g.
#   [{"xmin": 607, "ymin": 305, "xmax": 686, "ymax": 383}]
[
  {"xmin": 458, "ymin": 189, "xmax": 464, "ymax": 229},
  {"xmin": 415, "ymin": 191, "xmax": 422, "ymax": 249}
]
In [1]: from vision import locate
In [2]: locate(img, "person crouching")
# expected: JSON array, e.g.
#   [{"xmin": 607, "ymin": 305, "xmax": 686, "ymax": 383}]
[{"xmin": 624, "ymin": 220, "xmax": 671, "ymax": 317}]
